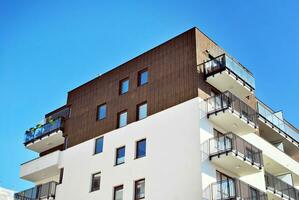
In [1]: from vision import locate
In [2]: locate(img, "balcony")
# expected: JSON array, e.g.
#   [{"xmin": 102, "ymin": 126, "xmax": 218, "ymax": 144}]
[
  {"xmin": 209, "ymin": 133, "xmax": 263, "ymax": 176},
  {"xmin": 20, "ymin": 151, "xmax": 61, "ymax": 182},
  {"xmin": 201, "ymin": 54, "xmax": 255, "ymax": 99},
  {"xmin": 24, "ymin": 117, "xmax": 65, "ymax": 153},
  {"xmin": 257, "ymin": 101, "xmax": 299, "ymax": 148},
  {"xmin": 206, "ymin": 91, "xmax": 258, "ymax": 134},
  {"xmin": 204, "ymin": 178, "xmax": 267, "ymax": 200},
  {"xmin": 265, "ymin": 172, "xmax": 299, "ymax": 200},
  {"xmin": 14, "ymin": 181, "xmax": 57, "ymax": 200}
]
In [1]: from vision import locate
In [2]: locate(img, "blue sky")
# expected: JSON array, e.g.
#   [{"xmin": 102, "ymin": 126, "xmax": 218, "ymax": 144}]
[{"xmin": 0, "ymin": 0, "xmax": 299, "ymax": 191}]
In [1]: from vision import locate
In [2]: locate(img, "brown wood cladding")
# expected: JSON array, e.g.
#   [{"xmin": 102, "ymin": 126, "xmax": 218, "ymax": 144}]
[
  {"xmin": 63, "ymin": 27, "xmax": 256, "ymax": 148},
  {"xmin": 64, "ymin": 28, "xmax": 197, "ymax": 148}
]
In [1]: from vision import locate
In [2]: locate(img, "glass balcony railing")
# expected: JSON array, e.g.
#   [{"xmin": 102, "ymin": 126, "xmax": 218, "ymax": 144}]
[
  {"xmin": 265, "ymin": 172, "xmax": 299, "ymax": 200},
  {"xmin": 257, "ymin": 102, "xmax": 299, "ymax": 143},
  {"xmin": 203, "ymin": 54, "xmax": 255, "ymax": 89},
  {"xmin": 206, "ymin": 178, "xmax": 267, "ymax": 200},
  {"xmin": 24, "ymin": 117, "xmax": 64, "ymax": 145},
  {"xmin": 209, "ymin": 132, "xmax": 263, "ymax": 169},
  {"xmin": 14, "ymin": 181, "xmax": 57, "ymax": 200},
  {"xmin": 206, "ymin": 91, "xmax": 258, "ymax": 127}
]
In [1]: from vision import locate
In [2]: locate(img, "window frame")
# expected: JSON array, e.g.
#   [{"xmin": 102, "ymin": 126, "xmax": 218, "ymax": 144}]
[
  {"xmin": 119, "ymin": 78, "xmax": 129, "ymax": 95},
  {"xmin": 134, "ymin": 179, "xmax": 145, "ymax": 200},
  {"xmin": 138, "ymin": 69, "xmax": 148, "ymax": 86},
  {"xmin": 117, "ymin": 110, "xmax": 128, "ymax": 128},
  {"xmin": 115, "ymin": 146, "xmax": 126, "ymax": 166},
  {"xmin": 113, "ymin": 185, "xmax": 124, "ymax": 200},
  {"xmin": 97, "ymin": 103, "xmax": 107, "ymax": 121},
  {"xmin": 90, "ymin": 172, "xmax": 101, "ymax": 192},
  {"xmin": 136, "ymin": 102, "xmax": 148, "ymax": 121},
  {"xmin": 136, "ymin": 139, "xmax": 146, "ymax": 159},
  {"xmin": 94, "ymin": 137, "xmax": 104, "ymax": 155}
]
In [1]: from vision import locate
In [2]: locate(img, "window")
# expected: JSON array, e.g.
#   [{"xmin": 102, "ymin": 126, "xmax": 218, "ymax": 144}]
[
  {"xmin": 118, "ymin": 111, "xmax": 128, "ymax": 128},
  {"xmin": 97, "ymin": 104, "xmax": 107, "ymax": 120},
  {"xmin": 94, "ymin": 137, "xmax": 104, "ymax": 154},
  {"xmin": 114, "ymin": 185, "xmax": 123, "ymax": 200},
  {"xmin": 137, "ymin": 102, "xmax": 147, "ymax": 120},
  {"xmin": 115, "ymin": 146, "xmax": 125, "ymax": 165},
  {"xmin": 91, "ymin": 172, "xmax": 101, "ymax": 192},
  {"xmin": 138, "ymin": 69, "xmax": 148, "ymax": 86},
  {"xmin": 245, "ymin": 148, "xmax": 253, "ymax": 162},
  {"xmin": 250, "ymin": 187, "xmax": 258, "ymax": 200},
  {"xmin": 136, "ymin": 139, "xmax": 146, "ymax": 159},
  {"xmin": 135, "ymin": 179, "xmax": 145, "ymax": 200},
  {"xmin": 119, "ymin": 78, "xmax": 129, "ymax": 95}
]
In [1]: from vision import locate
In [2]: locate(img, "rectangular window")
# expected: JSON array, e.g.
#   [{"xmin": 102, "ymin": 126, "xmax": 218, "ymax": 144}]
[
  {"xmin": 138, "ymin": 69, "xmax": 148, "ymax": 86},
  {"xmin": 118, "ymin": 111, "xmax": 128, "ymax": 128},
  {"xmin": 137, "ymin": 102, "xmax": 147, "ymax": 120},
  {"xmin": 91, "ymin": 172, "xmax": 101, "ymax": 192},
  {"xmin": 115, "ymin": 146, "xmax": 125, "ymax": 165},
  {"xmin": 135, "ymin": 179, "xmax": 145, "ymax": 200},
  {"xmin": 119, "ymin": 78, "xmax": 129, "ymax": 95},
  {"xmin": 114, "ymin": 185, "xmax": 123, "ymax": 200},
  {"xmin": 97, "ymin": 104, "xmax": 107, "ymax": 120},
  {"xmin": 94, "ymin": 137, "xmax": 104, "ymax": 154},
  {"xmin": 136, "ymin": 139, "xmax": 146, "ymax": 159}
]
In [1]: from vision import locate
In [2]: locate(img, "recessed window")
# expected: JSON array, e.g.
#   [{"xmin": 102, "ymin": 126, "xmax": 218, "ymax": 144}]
[
  {"xmin": 119, "ymin": 78, "xmax": 129, "ymax": 95},
  {"xmin": 91, "ymin": 172, "xmax": 101, "ymax": 192},
  {"xmin": 118, "ymin": 111, "xmax": 128, "ymax": 128},
  {"xmin": 135, "ymin": 179, "xmax": 145, "ymax": 200},
  {"xmin": 115, "ymin": 146, "xmax": 125, "ymax": 165},
  {"xmin": 94, "ymin": 137, "xmax": 104, "ymax": 154},
  {"xmin": 137, "ymin": 102, "xmax": 147, "ymax": 120},
  {"xmin": 138, "ymin": 69, "xmax": 148, "ymax": 86},
  {"xmin": 97, "ymin": 104, "xmax": 107, "ymax": 120},
  {"xmin": 136, "ymin": 139, "xmax": 146, "ymax": 159},
  {"xmin": 114, "ymin": 185, "xmax": 123, "ymax": 200}
]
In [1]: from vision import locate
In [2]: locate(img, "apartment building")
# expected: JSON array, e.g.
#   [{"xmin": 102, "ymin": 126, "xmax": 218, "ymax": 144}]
[{"xmin": 14, "ymin": 27, "xmax": 299, "ymax": 200}]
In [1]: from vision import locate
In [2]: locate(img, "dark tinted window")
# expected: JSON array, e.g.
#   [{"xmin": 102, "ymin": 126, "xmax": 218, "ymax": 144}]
[
  {"xmin": 138, "ymin": 69, "xmax": 148, "ymax": 86},
  {"xmin": 91, "ymin": 172, "xmax": 101, "ymax": 192},
  {"xmin": 94, "ymin": 137, "xmax": 104, "ymax": 154},
  {"xmin": 116, "ymin": 146, "xmax": 125, "ymax": 165},
  {"xmin": 97, "ymin": 104, "xmax": 107, "ymax": 120},
  {"xmin": 136, "ymin": 139, "xmax": 146, "ymax": 159}
]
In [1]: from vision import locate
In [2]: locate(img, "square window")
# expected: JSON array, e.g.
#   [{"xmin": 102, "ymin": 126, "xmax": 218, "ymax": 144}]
[
  {"xmin": 115, "ymin": 146, "xmax": 125, "ymax": 165},
  {"xmin": 137, "ymin": 103, "xmax": 147, "ymax": 120},
  {"xmin": 118, "ymin": 111, "xmax": 128, "ymax": 128},
  {"xmin": 91, "ymin": 172, "xmax": 101, "ymax": 192},
  {"xmin": 119, "ymin": 78, "xmax": 129, "ymax": 95},
  {"xmin": 94, "ymin": 137, "xmax": 104, "ymax": 154},
  {"xmin": 138, "ymin": 69, "xmax": 148, "ymax": 86},
  {"xmin": 135, "ymin": 179, "xmax": 145, "ymax": 200},
  {"xmin": 97, "ymin": 104, "xmax": 107, "ymax": 120},
  {"xmin": 114, "ymin": 185, "xmax": 123, "ymax": 200},
  {"xmin": 136, "ymin": 139, "xmax": 146, "ymax": 159}
]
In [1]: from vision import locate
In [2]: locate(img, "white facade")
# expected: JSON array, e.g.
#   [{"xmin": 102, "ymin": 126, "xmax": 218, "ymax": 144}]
[
  {"xmin": 54, "ymin": 98, "xmax": 203, "ymax": 200},
  {"xmin": 0, "ymin": 187, "xmax": 14, "ymax": 200}
]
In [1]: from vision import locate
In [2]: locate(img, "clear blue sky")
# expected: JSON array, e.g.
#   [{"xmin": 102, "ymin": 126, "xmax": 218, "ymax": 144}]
[{"xmin": 1, "ymin": 0, "xmax": 299, "ymax": 191}]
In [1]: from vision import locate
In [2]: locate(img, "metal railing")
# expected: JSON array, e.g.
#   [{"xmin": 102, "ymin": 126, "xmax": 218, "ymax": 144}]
[
  {"xmin": 201, "ymin": 54, "xmax": 255, "ymax": 89},
  {"xmin": 14, "ymin": 181, "xmax": 57, "ymax": 200},
  {"xmin": 209, "ymin": 132, "xmax": 263, "ymax": 169},
  {"xmin": 24, "ymin": 117, "xmax": 64, "ymax": 145},
  {"xmin": 206, "ymin": 178, "xmax": 267, "ymax": 200},
  {"xmin": 265, "ymin": 172, "xmax": 299, "ymax": 200},
  {"xmin": 257, "ymin": 102, "xmax": 299, "ymax": 144},
  {"xmin": 206, "ymin": 91, "xmax": 258, "ymax": 127}
]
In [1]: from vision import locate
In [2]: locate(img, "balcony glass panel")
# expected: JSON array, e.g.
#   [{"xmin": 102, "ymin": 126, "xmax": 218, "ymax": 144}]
[
  {"xmin": 24, "ymin": 118, "xmax": 64, "ymax": 144},
  {"xmin": 258, "ymin": 102, "xmax": 299, "ymax": 143},
  {"xmin": 14, "ymin": 181, "xmax": 57, "ymax": 200},
  {"xmin": 206, "ymin": 91, "xmax": 258, "ymax": 127},
  {"xmin": 203, "ymin": 54, "xmax": 255, "ymax": 89},
  {"xmin": 209, "ymin": 133, "xmax": 263, "ymax": 168},
  {"xmin": 208, "ymin": 179, "xmax": 267, "ymax": 200},
  {"xmin": 265, "ymin": 172, "xmax": 299, "ymax": 200}
]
